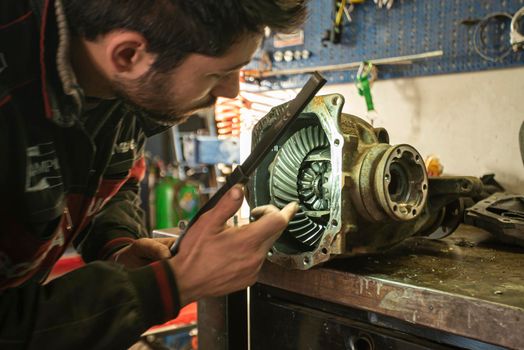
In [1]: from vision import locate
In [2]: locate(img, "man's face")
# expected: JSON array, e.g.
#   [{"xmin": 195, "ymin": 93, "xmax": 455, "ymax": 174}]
[{"xmin": 112, "ymin": 33, "xmax": 262, "ymax": 125}]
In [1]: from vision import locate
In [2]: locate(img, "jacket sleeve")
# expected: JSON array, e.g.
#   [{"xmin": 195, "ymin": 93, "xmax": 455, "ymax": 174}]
[
  {"xmin": 74, "ymin": 118, "xmax": 150, "ymax": 262},
  {"xmin": 0, "ymin": 260, "xmax": 180, "ymax": 350},
  {"xmin": 75, "ymin": 159, "xmax": 150, "ymax": 262}
]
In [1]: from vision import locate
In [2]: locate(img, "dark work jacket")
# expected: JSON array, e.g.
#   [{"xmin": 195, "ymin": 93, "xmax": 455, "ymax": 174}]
[{"xmin": 0, "ymin": 1, "xmax": 180, "ymax": 349}]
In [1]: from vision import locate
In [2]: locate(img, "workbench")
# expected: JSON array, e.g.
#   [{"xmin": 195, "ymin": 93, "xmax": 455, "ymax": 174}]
[{"xmin": 250, "ymin": 225, "xmax": 524, "ymax": 349}]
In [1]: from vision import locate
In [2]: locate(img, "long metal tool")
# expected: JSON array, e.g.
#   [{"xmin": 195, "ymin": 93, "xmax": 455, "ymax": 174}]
[
  {"xmin": 170, "ymin": 72, "xmax": 327, "ymax": 255},
  {"xmin": 243, "ymin": 50, "xmax": 444, "ymax": 78}
]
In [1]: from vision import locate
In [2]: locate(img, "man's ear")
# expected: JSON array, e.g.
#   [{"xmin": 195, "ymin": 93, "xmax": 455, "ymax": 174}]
[{"xmin": 105, "ymin": 31, "xmax": 156, "ymax": 79}]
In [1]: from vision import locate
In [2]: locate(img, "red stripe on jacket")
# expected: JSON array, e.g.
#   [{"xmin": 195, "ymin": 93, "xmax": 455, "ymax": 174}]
[
  {"xmin": 0, "ymin": 95, "xmax": 12, "ymax": 107},
  {"xmin": 0, "ymin": 11, "xmax": 33, "ymax": 30},
  {"xmin": 39, "ymin": 0, "xmax": 52, "ymax": 119},
  {"xmin": 151, "ymin": 261, "xmax": 175, "ymax": 320}
]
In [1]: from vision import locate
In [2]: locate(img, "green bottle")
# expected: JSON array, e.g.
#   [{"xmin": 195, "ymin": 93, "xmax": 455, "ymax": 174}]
[{"xmin": 154, "ymin": 176, "xmax": 180, "ymax": 229}]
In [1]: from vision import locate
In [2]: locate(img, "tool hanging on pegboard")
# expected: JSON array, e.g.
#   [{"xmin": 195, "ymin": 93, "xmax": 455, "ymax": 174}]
[
  {"xmin": 356, "ymin": 61, "xmax": 379, "ymax": 125},
  {"xmin": 324, "ymin": 0, "xmax": 397, "ymax": 46},
  {"xmin": 323, "ymin": 0, "xmax": 358, "ymax": 45},
  {"xmin": 469, "ymin": 12, "xmax": 514, "ymax": 62},
  {"xmin": 510, "ymin": 7, "xmax": 524, "ymax": 51}
]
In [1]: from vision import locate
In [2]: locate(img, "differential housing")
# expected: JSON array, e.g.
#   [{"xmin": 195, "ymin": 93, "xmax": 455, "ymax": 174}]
[{"xmin": 247, "ymin": 94, "xmax": 482, "ymax": 270}]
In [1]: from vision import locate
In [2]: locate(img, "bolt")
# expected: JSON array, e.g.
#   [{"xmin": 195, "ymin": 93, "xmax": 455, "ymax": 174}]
[
  {"xmin": 302, "ymin": 49, "xmax": 311, "ymax": 59},
  {"xmin": 284, "ymin": 50, "xmax": 294, "ymax": 62},
  {"xmin": 273, "ymin": 50, "xmax": 283, "ymax": 62}
]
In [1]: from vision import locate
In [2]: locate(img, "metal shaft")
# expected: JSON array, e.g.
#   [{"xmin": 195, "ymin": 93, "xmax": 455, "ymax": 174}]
[{"xmin": 244, "ymin": 50, "xmax": 444, "ymax": 78}]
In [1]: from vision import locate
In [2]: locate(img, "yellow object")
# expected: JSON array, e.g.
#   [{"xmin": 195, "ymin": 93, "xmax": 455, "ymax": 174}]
[
  {"xmin": 425, "ymin": 155, "xmax": 444, "ymax": 177},
  {"xmin": 335, "ymin": 0, "xmax": 347, "ymax": 26}
]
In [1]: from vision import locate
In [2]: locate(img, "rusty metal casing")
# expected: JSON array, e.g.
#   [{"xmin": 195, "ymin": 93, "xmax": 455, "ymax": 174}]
[{"xmin": 247, "ymin": 94, "xmax": 483, "ymax": 270}]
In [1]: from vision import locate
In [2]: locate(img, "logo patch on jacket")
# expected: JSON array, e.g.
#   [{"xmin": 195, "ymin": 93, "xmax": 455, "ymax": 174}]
[
  {"xmin": 25, "ymin": 142, "xmax": 63, "ymax": 192},
  {"xmin": 113, "ymin": 139, "xmax": 136, "ymax": 154}
]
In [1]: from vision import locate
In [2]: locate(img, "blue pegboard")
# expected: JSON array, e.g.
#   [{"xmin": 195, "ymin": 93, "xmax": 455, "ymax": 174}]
[{"xmin": 246, "ymin": 0, "xmax": 524, "ymax": 89}]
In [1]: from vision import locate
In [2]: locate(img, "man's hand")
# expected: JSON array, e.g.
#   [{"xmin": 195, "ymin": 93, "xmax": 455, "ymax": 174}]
[
  {"xmin": 169, "ymin": 185, "xmax": 298, "ymax": 306},
  {"xmin": 110, "ymin": 237, "xmax": 177, "ymax": 268}
]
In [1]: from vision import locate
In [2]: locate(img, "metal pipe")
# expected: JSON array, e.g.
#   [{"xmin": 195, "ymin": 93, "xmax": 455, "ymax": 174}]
[{"xmin": 244, "ymin": 50, "xmax": 444, "ymax": 78}]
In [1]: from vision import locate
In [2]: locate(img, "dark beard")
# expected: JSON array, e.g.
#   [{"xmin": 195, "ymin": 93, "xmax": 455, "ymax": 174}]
[{"xmin": 112, "ymin": 70, "xmax": 216, "ymax": 126}]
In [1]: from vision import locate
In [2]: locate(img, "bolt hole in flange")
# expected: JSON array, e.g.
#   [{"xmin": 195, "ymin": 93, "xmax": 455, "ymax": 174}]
[
  {"xmin": 461, "ymin": 181, "xmax": 471, "ymax": 191},
  {"xmin": 349, "ymin": 334, "xmax": 375, "ymax": 350}
]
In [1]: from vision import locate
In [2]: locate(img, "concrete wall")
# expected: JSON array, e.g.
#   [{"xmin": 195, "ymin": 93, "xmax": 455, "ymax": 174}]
[{"xmin": 318, "ymin": 67, "xmax": 524, "ymax": 193}]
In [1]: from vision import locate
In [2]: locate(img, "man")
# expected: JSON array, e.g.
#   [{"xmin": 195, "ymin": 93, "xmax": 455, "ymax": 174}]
[{"xmin": 0, "ymin": 0, "xmax": 306, "ymax": 348}]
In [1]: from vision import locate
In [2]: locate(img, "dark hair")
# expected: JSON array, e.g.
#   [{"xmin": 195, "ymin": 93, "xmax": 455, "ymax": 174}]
[{"xmin": 64, "ymin": 0, "xmax": 308, "ymax": 71}]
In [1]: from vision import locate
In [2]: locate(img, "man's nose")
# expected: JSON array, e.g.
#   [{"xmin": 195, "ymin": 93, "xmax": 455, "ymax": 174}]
[{"xmin": 211, "ymin": 72, "xmax": 240, "ymax": 99}]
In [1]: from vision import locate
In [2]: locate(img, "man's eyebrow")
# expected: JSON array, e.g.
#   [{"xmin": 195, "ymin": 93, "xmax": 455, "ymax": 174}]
[{"xmin": 220, "ymin": 60, "xmax": 251, "ymax": 73}]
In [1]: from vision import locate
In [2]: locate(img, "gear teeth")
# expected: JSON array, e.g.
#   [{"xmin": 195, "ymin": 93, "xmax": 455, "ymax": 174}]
[{"xmin": 269, "ymin": 125, "xmax": 330, "ymax": 247}]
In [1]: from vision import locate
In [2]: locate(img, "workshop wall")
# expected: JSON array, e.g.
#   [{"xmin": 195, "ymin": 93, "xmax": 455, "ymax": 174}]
[
  {"xmin": 318, "ymin": 66, "xmax": 524, "ymax": 193},
  {"xmin": 246, "ymin": 0, "xmax": 524, "ymax": 88}
]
